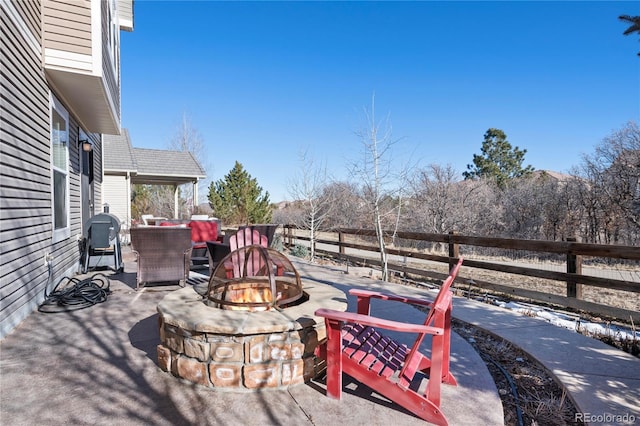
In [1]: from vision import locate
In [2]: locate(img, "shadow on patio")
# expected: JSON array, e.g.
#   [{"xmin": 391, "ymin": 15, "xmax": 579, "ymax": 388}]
[{"xmin": 0, "ymin": 250, "xmax": 503, "ymax": 426}]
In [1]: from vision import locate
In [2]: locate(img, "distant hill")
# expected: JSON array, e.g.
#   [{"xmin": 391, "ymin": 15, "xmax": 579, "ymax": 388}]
[{"xmin": 531, "ymin": 169, "xmax": 573, "ymax": 182}]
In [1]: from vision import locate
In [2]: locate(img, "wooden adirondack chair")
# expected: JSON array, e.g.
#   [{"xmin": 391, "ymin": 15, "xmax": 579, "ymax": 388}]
[
  {"xmin": 314, "ymin": 257, "xmax": 463, "ymax": 426},
  {"xmin": 223, "ymin": 227, "xmax": 283, "ymax": 278}
]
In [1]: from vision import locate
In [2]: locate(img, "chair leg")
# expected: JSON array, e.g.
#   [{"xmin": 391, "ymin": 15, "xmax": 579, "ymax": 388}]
[
  {"xmin": 324, "ymin": 319, "xmax": 343, "ymax": 400},
  {"xmin": 440, "ymin": 305, "xmax": 457, "ymax": 385}
]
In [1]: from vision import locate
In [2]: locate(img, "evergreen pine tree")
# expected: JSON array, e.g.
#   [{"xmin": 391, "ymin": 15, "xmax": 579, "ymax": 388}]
[
  {"xmin": 208, "ymin": 161, "xmax": 272, "ymax": 224},
  {"xmin": 463, "ymin": 128, "xmax": 534, "ymax": 189}
]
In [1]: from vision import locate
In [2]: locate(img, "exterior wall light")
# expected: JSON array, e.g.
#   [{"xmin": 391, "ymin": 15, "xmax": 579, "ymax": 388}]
[{"xmin": 79, "ymin": 139, "xmax": 93, "ymax": 152}]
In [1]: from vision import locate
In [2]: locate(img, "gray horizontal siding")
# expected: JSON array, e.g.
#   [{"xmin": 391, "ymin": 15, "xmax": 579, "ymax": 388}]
[
  {"xmin": 93, "ymin": 134, "xmax": 103, "ymax": 185},
  {"xmin": 0, "ymin": 143, "xmax": 50, "ymax": 173},
  {"xmin": 2, "ymin": 20, "xmax": 49, "ymax": 110},
  {"xmin": 42, "ymin": 0, "xmax": 91, "ymax": 55},
  {"xmin": 2, "ymin": 0, "xmax": 111, "ymax": 339},
  {"xmin": 1, "ymin": 1, "xmax": 78, "ymax": 338},
  {"xmin": 12, "ymin": 0, "xmax": 41, "ymax": 46},
  {"xmin": 101, "ymin": 0, "xmax": 119, "ymax": 123}
]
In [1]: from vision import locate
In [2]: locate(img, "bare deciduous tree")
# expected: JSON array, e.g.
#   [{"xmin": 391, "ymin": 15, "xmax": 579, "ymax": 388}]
[
  {"xmin": 573, "ymin": 121, "xmax": 640, "ymax": 244},
  {"xmin": 168, "ymin": 112, "xmax": 210, "ymax": 213},
  {"xmin": 349, "ymin": 95, "xmax": 409, "ymax": 281},
  {"xmin": 410, "ymin": 164, "xmax": 465, "ymax": 234},
  {"xmin": 407, "ymin": 166, "xmax": 501, "ymax": 249},
  {"xmin": 320, "ymin": 181, "xmax": 365, "ymax": 229},
  {"xmin": 287, "ymin": 150, "xmax": 333, "ymax": 261}
]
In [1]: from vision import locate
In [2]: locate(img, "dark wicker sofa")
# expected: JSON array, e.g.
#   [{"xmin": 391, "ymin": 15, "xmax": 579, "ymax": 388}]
[{"xmin": 130, "ymin": 226, "xmax": 192, "ymax": 290}]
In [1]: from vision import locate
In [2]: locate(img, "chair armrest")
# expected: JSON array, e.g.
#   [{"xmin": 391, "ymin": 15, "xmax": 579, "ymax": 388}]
[
  {"xmin": 349, "ymin": 288, "xmax": 435, "ymax": 315},
  {"xmin": 315, "ymin": 308, "xmax": 443, "ymax": 335},
  {"xmin": 349, "ymin": 289, "xmax": 435, "ymax": 307}
]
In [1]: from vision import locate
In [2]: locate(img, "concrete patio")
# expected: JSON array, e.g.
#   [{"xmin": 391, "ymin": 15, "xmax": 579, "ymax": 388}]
[{"xmin": 1, "ymin": 250, "xmax": 638, "ymax": 425}]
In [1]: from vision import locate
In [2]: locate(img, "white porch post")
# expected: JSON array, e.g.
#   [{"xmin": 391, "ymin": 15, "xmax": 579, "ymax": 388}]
[
  {"xmin": 173, "ymin": 185, "xmax": 179, "ymax": 219},
  {"xmin": 126, "ymin": 172, "xmax": 131, "ymax": 226}
]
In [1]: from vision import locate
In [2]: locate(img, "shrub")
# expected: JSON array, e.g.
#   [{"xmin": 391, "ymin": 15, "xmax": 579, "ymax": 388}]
[
  {"xmin": 289, "ymin": 244, "xmax": 309, "ymax": 259},
  {"xmin": 271, "ymin": 233, "xmax": 284, "ymax": 252}
]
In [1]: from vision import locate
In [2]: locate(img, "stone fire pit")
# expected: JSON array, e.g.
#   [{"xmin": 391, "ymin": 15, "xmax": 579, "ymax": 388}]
[{"xmin": 156, "ymin": 280, "xmax": 346, "ymax": 391}]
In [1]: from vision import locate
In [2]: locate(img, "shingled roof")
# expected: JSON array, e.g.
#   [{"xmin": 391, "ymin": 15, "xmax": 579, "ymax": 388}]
[
  {"xmin": 104, "ymin": 129, "xmax": 137, "ymax": 172},
  {"xmin": 103, "ymin": 129, "xmax": 206, "ymax": 185}
]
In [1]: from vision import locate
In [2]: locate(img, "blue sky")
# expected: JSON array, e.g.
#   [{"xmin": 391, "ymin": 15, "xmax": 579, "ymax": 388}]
[{"xmin": 120, "ymin": 1, "xmax": 640, "ymax": 202}]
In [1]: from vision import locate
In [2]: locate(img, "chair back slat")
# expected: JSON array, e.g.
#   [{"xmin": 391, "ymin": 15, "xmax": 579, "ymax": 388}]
[
  {"xmin": 399, "ymin": 257, "xmax": 462, "ymax": 387},
  {"xmin": 422, "ymin": 257, "xmax": 462, "ymax": 327},
  {"xmin": 230, "ymin": 227, "xmax": 267, "ymax": 251},
  {"xmin": 228, "ymin": 228, "xmax": 269, "ymax": 277}
]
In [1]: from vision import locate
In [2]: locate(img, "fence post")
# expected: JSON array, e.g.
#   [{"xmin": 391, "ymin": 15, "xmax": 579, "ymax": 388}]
[
  {"xmin": 448, "ymin": 231, "xmax": 459, "ymax": 272},
  {"xmin": 338, "ymin": 231, "xmax": 345, "ymax": 255},
  {"xmin": 286, "ymin": 225, "xmax": 292, "ymax": 248},
  {"xmin": 283, "ymin": 225, "xmax": 288, "ymax": 247},
  {"xmin": 566, "ymin": 237, "xmax": 583, "ymax": 299}
]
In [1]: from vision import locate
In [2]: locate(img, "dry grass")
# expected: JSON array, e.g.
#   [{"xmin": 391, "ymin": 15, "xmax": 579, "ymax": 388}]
[{"xmin": 465, "ymin": 266, "xmax": 640, "ymax": 313}]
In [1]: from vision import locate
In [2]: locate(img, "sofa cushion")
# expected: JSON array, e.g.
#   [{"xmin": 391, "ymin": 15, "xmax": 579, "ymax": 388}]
[{"xmin": 189, "ymin": 221, "xmax": 218, "ymax": 247}]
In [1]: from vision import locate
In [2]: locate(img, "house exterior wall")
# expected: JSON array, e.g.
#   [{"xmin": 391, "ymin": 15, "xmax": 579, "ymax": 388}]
[
  {"xmin": 42, "ymin": 0, "xmax": 93, "ymax": 56},
  {"xmin": 103, "ymin": 174, "xmax": 131, "ymax": 227},
  {"xmin": 42, "ymin": 0, "xmax": 125, "ymax": 135},
  {"xmin": 100, "ymin": 0, "xmax": 120, "ymax": 120},
  {"xmin": 117, "ymin": 0, "xmax": 133, "ymax": 31},
  {"xmin": 0, "ymin": 0, "xmax": 130, "ymax": 339}
]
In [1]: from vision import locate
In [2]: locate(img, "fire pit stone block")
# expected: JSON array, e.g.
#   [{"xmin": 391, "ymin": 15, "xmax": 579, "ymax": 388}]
[
  {"xmin": 281, "ymin": 359, "xmax": 305, "ymax": 386},
  {"xmin": 175, "ymin": 356, "xmax": 209, "ymax": 387},
  {"xmin": 209, "ymin": 364, "xmax": 241, "ymax": 387},
  {"xmin": 244, "ymin": 363, "xmax": 280, "ymax": 388},
  {"xmin": 156, "ymin": 281, "xmax": 347, "ymax": 391},
  {"xmin": 210, "ymin": 342, "xmax": 243, "ymax": 362},
  {"xmin": 157, "ymin": 345, "xmax": 171, "ymax": 372}
]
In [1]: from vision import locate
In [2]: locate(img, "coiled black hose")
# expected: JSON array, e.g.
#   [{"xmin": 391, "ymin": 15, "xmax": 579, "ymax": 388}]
[{"xmin": 39, "ymin": 272, "xmax": 111, "ymax": 313}]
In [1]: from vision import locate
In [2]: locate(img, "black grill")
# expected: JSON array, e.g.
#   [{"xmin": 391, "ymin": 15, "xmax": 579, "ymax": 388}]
[{"xmin": 82, "ymin": 213, "xmax": 123, "ymax": 273}]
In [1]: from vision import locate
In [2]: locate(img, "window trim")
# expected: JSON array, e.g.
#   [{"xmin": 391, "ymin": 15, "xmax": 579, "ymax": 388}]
[{"xmin": 51, "ymin": 94, "xmax": 71, "ymax": 243}]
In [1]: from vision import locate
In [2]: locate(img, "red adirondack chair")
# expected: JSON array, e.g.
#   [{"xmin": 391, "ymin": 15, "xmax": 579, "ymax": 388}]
[
  {"xmin": 314, "ymin": 257, "xmax": 463, "ymax": 426},
  {"xmin": 223, "ymin": 227, "xmax": 283, "ymax": 278}
]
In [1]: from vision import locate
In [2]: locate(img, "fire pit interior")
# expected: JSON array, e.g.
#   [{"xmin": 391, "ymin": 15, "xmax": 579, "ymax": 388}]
[
  {"xmin": 206, "ymin": 245, "xmax": 304, "ymax": 311},
  {"xmin": 156, "ymin": 246, "xmax": 346, "ymax": 391}
]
